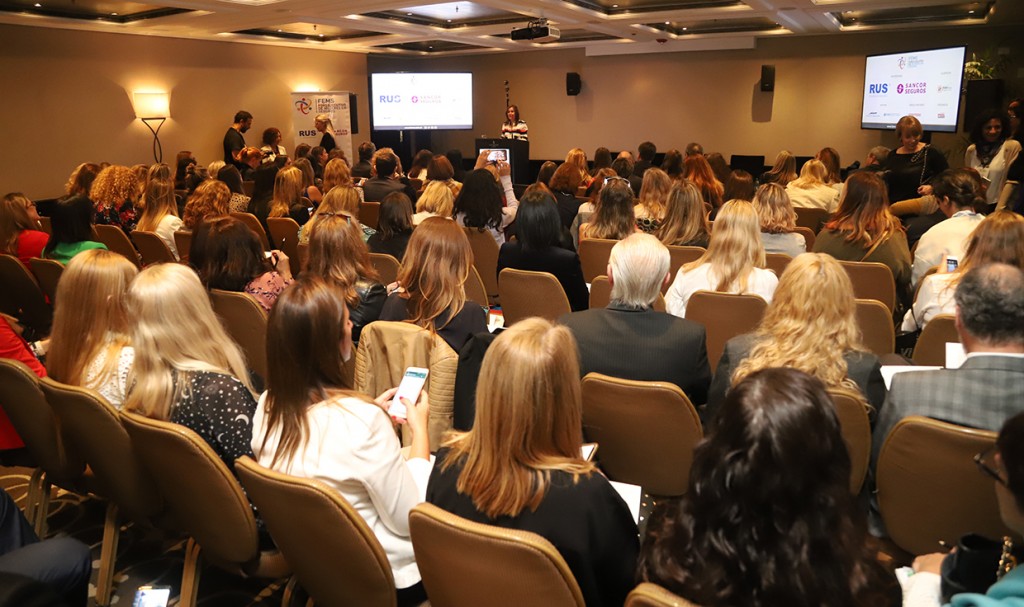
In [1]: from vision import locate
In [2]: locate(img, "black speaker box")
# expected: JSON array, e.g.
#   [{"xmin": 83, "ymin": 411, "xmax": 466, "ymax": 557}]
[
  {"xmin": 964, "ymin": 79, "xmax": 1004, "ymax": 132},
  {"xmin": 566, "ymin": 72, "xmax": 582, "ymax": 96},
  {"xmin": 760, "ymin": 65, "xmax": 775, "ymax": 92},
  {"xmin": 349, "ymin": 93, "xmax": 359, "ymax": 134}
]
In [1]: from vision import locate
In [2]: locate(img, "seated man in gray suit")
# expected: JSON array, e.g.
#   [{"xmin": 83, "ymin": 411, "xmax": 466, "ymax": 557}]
[
  {"xmin": 559, "ymin": 233, "xmax": 711, "ymax": 405},
  {"xmin": 362, "ymin": 147, "xmax": 418, "ymax": 203},
  {"xmin": 872, "ymin": 263, "xmax": 1024, "ymax": 465}
]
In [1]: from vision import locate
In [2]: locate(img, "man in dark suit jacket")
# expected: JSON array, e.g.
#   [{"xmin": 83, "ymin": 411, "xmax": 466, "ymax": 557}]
[
  {"xmin": 872, "ymin": 263, "xmax": 1024, "ymax": 465},
  {"xmin": 560, "ymin": 233, "xmax": 711, "ymax": 405},
  {"xmin": 362, "ymin": 147, "xmax": 418, "ymax": 203}
]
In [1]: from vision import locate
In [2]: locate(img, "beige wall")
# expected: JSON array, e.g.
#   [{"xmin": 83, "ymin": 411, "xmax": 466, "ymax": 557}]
[
  {"xmin": 0, "ymin": 24, "xmax": 371, "ymax": 198},
  {"xmin": 369, "ymin": 26, "xmax": 1024, "ymax": 171}
]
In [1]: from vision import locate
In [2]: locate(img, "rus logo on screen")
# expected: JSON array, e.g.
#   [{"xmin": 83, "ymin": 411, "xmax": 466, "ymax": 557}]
[
  {"xmin": 869, "ymin": 84, "xmax": 888, "ymax": 94},
  {"xmin": 380, "ymin": 95, "xmax": 401, "ymax": 103}
]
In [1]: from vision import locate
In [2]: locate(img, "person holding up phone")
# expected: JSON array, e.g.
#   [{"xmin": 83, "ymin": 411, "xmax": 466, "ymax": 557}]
[{"xmin": 252, "ymin": 276, "xmax": 431, "ymax": 607}]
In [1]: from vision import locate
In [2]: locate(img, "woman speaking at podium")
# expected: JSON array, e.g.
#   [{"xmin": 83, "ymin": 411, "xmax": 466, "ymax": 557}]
[{"xmin": 501, "ymin": 105, "xmax": 528, "ymax": 141}]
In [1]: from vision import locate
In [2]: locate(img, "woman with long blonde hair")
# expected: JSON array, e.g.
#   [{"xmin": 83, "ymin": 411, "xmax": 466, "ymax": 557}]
[
  {"xmin": 0, "ymin": 192, "xmax": 47, "ymax": 265},
  {"xmin": 124, "ymin": 263, "xmax": 257, "ymax": 471},
  {"xmin": 427, "ymin": 318, "xmax": 639, "ymax": 607},
  {"xmin": 656, "ymin": 181, "xmax": 710, "ymax": 248},
  {"xmin": 579, "ymin": 179, "xmax": 637, "ymax": 241},
  {"xmin": 136, "ymin": 177, "xmax": 184, "ymax": 259},
  {"xmin": 306, "ymin": 214, "xmax": 385, "ymax": 343},
  {"xmin": 565, "ymin": 147, "xmax": 591, "ymax": 186},
  {"xmin": 379, "ymin": 217, "xmax": 486, "ymax": 352},
  {"xmin": 268, "ymin": 166, "xmax": 309, "ymax": 225},
  {"xmin": 786, "ymin": 159, "xmax": 840, "ymax": 212},
  {"xmin": 322, "ymin": 158, "xmax": 361, "ymax": 196},
  {"xmin": 635, "ymin": 167, "xmax": 671, "ymax": 233},
  {"xmin": 751, "ymin": 183, "xmax": 805, "ymax": 258},
  {"xmin": 90, "ymin": 165, "xmax": 140, "ymax": 232},
  {"xmin": 46, "ymin": 249, "xmax": 138, "ymax": 408},
  {"xmin": 903, "ymin": 211, "xmax": 1024, "ymax": 332},
  {"xmin": 182, "ymin": 179, "xmax": 231, "ymax": 231},
  {"xmin": 760, "ymin": 150, "xmax": 797, "ymax": 187},
  {"xmin": 666, "ymin": 200, "xmax": 778, "ymax": 318},
  {"xmin": 707, "ymin": 253, "xmax": 883, "ymax": 414},
  {"xmin": 292, "ymin": 157, "xmax": 323, "ymax": 205},
  {"xmin": 299, "ymin": 185, "xmax": 374, "ymax": 243},
  {"xmin": 413, "ymin": 180, "xmax": 454, "ymax": 225}
]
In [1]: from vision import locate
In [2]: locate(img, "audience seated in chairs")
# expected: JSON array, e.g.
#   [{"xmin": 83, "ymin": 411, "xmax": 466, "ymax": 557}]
[
  {"xmin": 267, "ymin": 166, "xmax": 310, "ymax": 227},
  {"xmin": 785, "ymin": 159, "xmax": 840, "ymax": 213},
  {"xmin": 300, "ymin": 185, "xmax": 372, "ymax": 244},
  {"xmin": 561, "ymin": 233, "xmax": 710, "ymax": 405},
  {"xmin": 368, "ymin": 192, "xmax": 414, "ymax": 261},
  {"xmin": 639, "ymin": 367, "xmax": 899, "ymax": 607},
  {"xmin": 90, "ymin": 165, "xmax": 140, "ymax": 233},
  {"xmin": 1, "ymin": 193, "xmax": 48, "ymax": 266},
  {"xmin": 45, "ymin": 249, "xmax": 137, "ymax": 408},
  {"xmin": 579, "ymin": 178, "xmax": 638, "ymax": 242},
  {"xmin": 911, "ymin": 169, "xmax": 987, "ymax": 288},
  {"xmin": 424, "ymin": 155, "xmax": 462, "ymax": 200},
  {"xmin": 709, "ymin": 253, "xmax": 884, "ymax": 417},
  {"xmin": 252, "ymin": 276, "xmax": 431, "ymax": 607},
  {"xmin": 760, "ymin": 150, "xmax": 798, "ymax": 188},
  {"xmin": 634, "ymin": 168, "xmax": 671, "ymax": 234},
  {"xmin": 413, "ymin": 181, "xmax": 454, "ymax": 227},
  {"xmin": 426, "ymin": 318, "xmax": 639, "ymax": 607},
  {"xmin": 42, "ymin": 195, "xmax": 107, "ymax": 265},
  {"xmin": 379, "ymin": 217, "xmax": 487, "ymax": 353},
  {"xmin": 217, "ymin": 165, "xmax": 251, "ymax": 214},
  {"xmin": 683, "ymin": 154, "xmax": 724, "ymax": 212},
  {"xmin": 321, "ymin": 158, "xmax": 362, "ymax": 199},
  {"xmin": 751, "ymin": 183, "xmax": 805, "ymax": 258},
  {"xmin": 194, "ymin": 216, "xmax": 292, "ymax": 313},
  {"xmin": 182, "ymin": 179, "xmax": 231, "ymax": 232},
  {"xmin": 136, "ymin": 176, "xmax": 183, "ymax": 260},
  {"xmin": 665, "ymin": 200, "xmax": 778, "ymax": 318},
  {"xmin": 655, "ymin": 181, "xmax": 710, "ymax": 248}
]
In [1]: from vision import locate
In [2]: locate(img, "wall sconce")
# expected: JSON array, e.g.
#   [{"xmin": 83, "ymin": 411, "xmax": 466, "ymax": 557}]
[{"xmin": 132, "ymin": 92, "xmax": 170, "ymax": 163}]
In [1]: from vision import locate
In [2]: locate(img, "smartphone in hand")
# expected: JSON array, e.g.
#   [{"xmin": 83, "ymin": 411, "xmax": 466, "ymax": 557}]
[{"xmin": 388, "ymin": 367, "xmax": 429, "ymax": 421}]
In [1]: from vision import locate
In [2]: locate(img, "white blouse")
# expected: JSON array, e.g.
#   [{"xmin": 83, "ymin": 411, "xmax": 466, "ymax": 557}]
[
  {"xmin": 965, "ymin": 139, "xmax": 1022, "ymax": 207},
  {"xmin": 902, "ymin": 272, "xmax": 957, "ymax": 332},
  {"xmin": 155, "ymin": 214, "xmax": 185, "ymax": 261},
  {"xmin": 84, "ymin": 345, "xmax": 134, "ymax": 408},
  {"xmin": 786, "ymin": 183, "xmax": 840, "ymax": 213},
  {"xmin": 251, "ymin": 394, "xmax": 432, "ymax": 589},
  {"xmin": 665, "ymin": 263, "xmax": 778, "ymax": 318}
]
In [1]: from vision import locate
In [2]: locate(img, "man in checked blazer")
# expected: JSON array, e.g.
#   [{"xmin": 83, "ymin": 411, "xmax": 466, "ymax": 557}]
[{"xmin": 872, "ymin": 263, "xmax": 1024, "ymax": 465}]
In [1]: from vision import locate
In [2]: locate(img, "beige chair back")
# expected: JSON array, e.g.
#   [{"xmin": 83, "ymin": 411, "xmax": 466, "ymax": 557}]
[
  {"xmin": 581, "ymin": 373, "xmax": 702, "ymax": 496},
  {"xmin": 794, "ymin": 207, "xmax": 830, "ymax": 231},
  {"xmin": 359, "ymin": 201, "xmax": 381, "ymax": 230},
  {"xmin": 465, "ymin": 265, "xmax": 489, "ymax": 308},
  {"xmin": 794, "ymin": 226, "xmax": 816, "ymax": 251},
  {"xmin": 854, "ymin": 298, "xmax": 895, "ymax": 356},
  {"xmin": 828, "ymin": 388, "xmax": 872, "ymax": 494},
  {"xmin": 464, "ymin": 227, "xmax": 500, "ymax": 304},
  {"xmin": 174, "ymin": 230, "xmax": 193, "ymax": 264},
  {"xmin": 589, "ymin": 276, "xmax": 666, "ymax": 311},
  {"xmin": 369, "ymin": 252, "xmax": 401, "ymax": 287},
  {"xmin": 665, "ymin": 245, "xmax": 705, "ymax": 292},
  {"xmin": 685, "ymin": 291, "xmax": 768, "ymax": 371},
  {"xmin": 266, "ymin": 217, "xmax": 301, "ymax": 264},
  {"xmin": 626, "ymin": 583, "xmax": 701, "ymax": 607},
  {"xmin": 409, "ymin": 503, "xmax": 585, "ymax": 607},
  {"xmin": 837, "ymin": 260, "xmax": 896, "ymax": 312},
  {"xmin": 912, "ymin": 314, "xmax": 960, "ymax": 366},
  {"xmin": 578, "ymin": 238, "xmax": 617, "ymax": 283},
  {"xmin": 0, "ymin": 254, "xmax": 52, "ymax": 337},
  {"xmin": 498, "ymin": 268, "xmax": 571, "ymax": 325},
  {"xmin": 28, "ymin": 257, "xmax": 64, "ymax": 304},
  {"xmin": 877, "ymin": 416, "xmax": 1013, "ymax": 555},
  {"xmin": 235, "ymin": 457, "xmax": 397, "ymax": 607},
  {"xmin": 92, "ymin": 224, "xmax": 141, "ymax": 268},
  {"xmin": 209, "ymin": 289, "xmax": 268, "ymax": 382},
  {"xmin": 765, "ymin": 252, "xmax": 793, "ymax": 277},
  {"xmin": 230, "ymin": 212, "xmax": 270, "ymax": 250},
  {"xmin": 130, "ymin": 230, "xmax": 176, "ymax": 265}
]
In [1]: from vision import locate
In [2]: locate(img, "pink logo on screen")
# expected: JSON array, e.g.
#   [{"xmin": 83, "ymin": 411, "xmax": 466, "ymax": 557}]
[
  {"xmin": 410, "ymin": 94, "xmax": 441, "ymax": 104},
  {"xmin": 294, "ymin": 98, "xmax": 312, "ymax": 115},
  {"xmin": 897, "ymin": 84, "xmax": 904, "ymax": 94},
  {"xmin": 898, "ymin": 57, "xmax": 906, "ymax": 70}
]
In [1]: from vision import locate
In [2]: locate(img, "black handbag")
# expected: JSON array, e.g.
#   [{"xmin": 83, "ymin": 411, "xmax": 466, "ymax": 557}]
[{"xmin": 940, "ymin": 534, "xmax": 1021, "ymax": 602}]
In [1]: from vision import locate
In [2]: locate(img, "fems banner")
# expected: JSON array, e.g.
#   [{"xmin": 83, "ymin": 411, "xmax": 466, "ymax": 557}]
[{"xmin": 291, "ymin": 91, "xmax": 354, "ymax": 157}]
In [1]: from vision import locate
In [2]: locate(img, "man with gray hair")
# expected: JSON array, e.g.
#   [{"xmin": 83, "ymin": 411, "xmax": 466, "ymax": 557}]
[
  {"xmin": 872, "ymin": 263, "xmax": 1024, "ymax": 464},
  {"xmin": 559, "ymin": 233, "xmax": 711, "ymax": 404}
]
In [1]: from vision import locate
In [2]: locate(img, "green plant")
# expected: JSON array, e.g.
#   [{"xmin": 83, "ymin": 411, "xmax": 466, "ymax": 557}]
[{"xmin": 964, "ymin": 49, "xmax": 1009, "ymax": 81}]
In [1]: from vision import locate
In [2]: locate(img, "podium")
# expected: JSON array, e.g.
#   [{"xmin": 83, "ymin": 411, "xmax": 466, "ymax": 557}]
[{"xmin": 475, "ymin": 138, "xmax": 529, "ymax": 185}]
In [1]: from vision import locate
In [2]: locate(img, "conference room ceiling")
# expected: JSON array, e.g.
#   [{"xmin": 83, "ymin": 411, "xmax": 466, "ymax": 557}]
[{"xmin": 0, "ymin": 0, "xmax": 1019, "ymax": 56}]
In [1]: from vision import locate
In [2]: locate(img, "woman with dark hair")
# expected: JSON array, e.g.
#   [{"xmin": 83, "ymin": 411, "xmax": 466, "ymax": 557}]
[
  {"xmin": 882, "ymin": 115, "xmax": 950, "ymax": 203},
  {"xmin": 368, "ymin": 192, "xmax": 414, "ymax": 261},
  {"xmin": 247, "ymin": 163, "xmax": 279, "ymax": 223},
  {"xmin": 817, "ymin": 147, "xmax": 843, "ymax": 187},
  {"xmin": 591, "ymin": 147, "xmax": 613, "ymax": 176},
  {"xmin": 260, "ymin": 127, "xmax": 287, "ymax": 163},
  {"xmin": 174, "ymin": 152, "xmax": 196, "ymax": 191},
  {"xmin": 579, "ymin": 179, "xmax": 637, "ymax": 241},
  {"xmin": 640, "ymin": 367, "xmax": 898, "ymax": 607},
  {"xmin": 549, "ymin": 162, "xmax": 584, "ymax": 230},
  {"xmin": 498, "ymin": 190, "xmax": 588, "ymax": 311},
  {"xmin": 660, "ymin": 149, "xmax": 684, "ymax": 179},
  {"xmin": 217, "ymin": 165, "xmax": 251, "ymax": 214},
  {"xmin": 705, "ymin": 152, "xmax": 732, "ymax": 186},
  {"xmin": 684, "ymin": 154, "xmax": 724, "ymax": 210},
  {"xmin": 196, "ymin": 216, "xmax": 292, "ymax": 312},
  {"xmin": 454, "ymin": 168, "xmax": 518, "ymax": 246},
  {"xmin": 760, "ymin": 150, "xmax": 797, "ymax": 187},
  {"xmin": 723, "ymin": 170, "xmax": 756, "ymax": 203},
  {"xmin": 425, "ymin": 155, "xmax": 462, "ymax": 199},
  {"xmin": 445, "ymin": 149, "xmax": 466, "ymax": 182},
  {"xmin": 64, "ymin": 163, "xmax": 102, "ymax": 199},
  {"xmin": 501, "ymin": 105, "xmax": 528, "ymax": 141},
  {"xmin": 966, "ymin": 109, "xmax": 1020, "ymax": 209},
  {"xmin": 407, "ymin": 149, "xmax": 434, "ymax": 181},
  {"xmin": 536, "ymin": 161, "xmax": 557, "ymax": 188},
  {"xmin": 910, "ymin": 169, "xmax": 986, "ymax": 287},
  {"xmin": 43, "ymin": 195, "xmax": 107, "ymax": 264},
  {"xmin": 309, "ymin": 146, "xmax": 327, "ymax": 180}
]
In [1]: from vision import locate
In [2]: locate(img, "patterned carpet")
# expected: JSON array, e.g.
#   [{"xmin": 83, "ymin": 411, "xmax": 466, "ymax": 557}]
[{"xmin": 1, "ymin": 466, "xmax": 290, "ymax": 607}]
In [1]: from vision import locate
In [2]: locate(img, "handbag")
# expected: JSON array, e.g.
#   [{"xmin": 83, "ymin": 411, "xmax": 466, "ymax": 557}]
[{"xmin": 940, "ymin": 534, "xmax": 1021, "ymax": 602}]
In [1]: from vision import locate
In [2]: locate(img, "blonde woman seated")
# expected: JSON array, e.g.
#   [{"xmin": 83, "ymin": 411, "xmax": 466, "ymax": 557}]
[
  {"xmin": 299, "ymin": 185, "xmax": 373, "ymax": 244},
  {"xmin": 902, "ymin": 211, "xmax": 1024, "ymax": 332},
  {"xmin": 253, "ymin": 276, "xmax": 431, "ymax": 607},
  {"xmin": 426, "ymin": 318, "xmax": 639, "ymax": 607},
  {"xmin": 565, "ymin": 147, "xmax": 592, "ymax": 187},
  {"xmin": 268, "ymin": 166, "xmax": 310, "ymax": 226},
  {"xmin": 413, "ymin": 180, "xmax": 454, "ymax": 225},
  {"xmin": 46, "ymin": 249, "xmax": 137, "ymax": 408},
  {"xmin": 579, "ymin": 178, "xmax": 638, "ymax": 241},
  {"xmin": 751, "ymin": 183, "xmax": 805, "ymax": 258},
  {"xmin": 785, "ymin": 159, "xmax": 840, "ymax": 212},
  {"xmin": 634, "ymin": 167, "xmax": 671, "ymax": 233},
  {"xmin": 322, "ymin": 158, "xmax": 365, "ymax": 201},
  {"xmin": 707, "ymin": 253, "xmax": 885, "ymax": 415},
  {"xmin": 124, "ymin": 263, "xmax": 258, "ymax": 473},
  {"xmin": 379, "ymin": 217, "xmax": 487, "ymax": 353},
  {"xmin": 655, "ymin": 180, "xmax": 711, "ymax": 248},
  {"xmin": 136, "ymin": 177, "xmax": 183, "ymax": 260},
  {"xmin": 759, "ymin": 150, "xmax": 797, "ymax": 187},
  {"xmin": 665, "ymin": 200, "xmax": 778, "ymax": 318},
  {"xmin": 182, "ymin": 180, "xmax": 231, "ymax": 231}
]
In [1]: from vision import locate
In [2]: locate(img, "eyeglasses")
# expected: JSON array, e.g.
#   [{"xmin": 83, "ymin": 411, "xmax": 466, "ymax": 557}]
[
  {"xmin": 604, "ymin": 176, "xmax": 630, "ymax": 186},
  {"xmin": 975, "ymin": 448, "xmax": 1008, "ymax": 487}
]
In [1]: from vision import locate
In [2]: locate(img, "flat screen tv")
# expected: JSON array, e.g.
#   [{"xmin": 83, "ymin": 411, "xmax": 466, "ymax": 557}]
[
  {"xmin": 370, "ymin": 72, "xmax": 473, "ymax": 131},
  {"xmin": 861, "ymin": 46, "xmax": 966, "ymax": 133}
]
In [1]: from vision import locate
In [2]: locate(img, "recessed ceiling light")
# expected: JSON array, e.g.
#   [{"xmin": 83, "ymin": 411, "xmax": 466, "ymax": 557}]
[
  {"xmin": 968, "ymin": 9, "xmax": 975, "ymax": 13},
  {"xmin": 319, "ymin": 33, "xmax": 324, "ymax": 36},
  {"xmin": 33, "ymin": 3, "xmax": 41, "ymax": 6},
  {"xmin": 664, "ymin": 21, "xmax": 669, "ymax": 24},
  {"xmin": 277, "ymin": 29, "xmax": 282, "ymax": 31},
  {"xmin": 111, "ymin": 12, "xmax": 117, "ymax": 15},
  {"xmin": 681, "ymin": 26, "xmax": 687, "ymax": 30},
  {"xmin": 406, "ymin": 12, "xmax": 412, "ymax": 15}
]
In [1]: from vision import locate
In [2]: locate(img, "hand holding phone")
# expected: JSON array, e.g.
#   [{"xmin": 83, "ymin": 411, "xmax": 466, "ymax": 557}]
[
  {"xmin": 388, "ymin": 367, "xmax": 428, "ymax": 422},
  {"xmin": 944, "ymin": 256, "xmax": 959, "ymax": 273}
]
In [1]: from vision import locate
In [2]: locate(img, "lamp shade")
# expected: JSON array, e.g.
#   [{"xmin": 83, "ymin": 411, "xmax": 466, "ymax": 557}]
[{"xmin": 133, "ymin": 92, "xmax": 170, "ymax": 119}]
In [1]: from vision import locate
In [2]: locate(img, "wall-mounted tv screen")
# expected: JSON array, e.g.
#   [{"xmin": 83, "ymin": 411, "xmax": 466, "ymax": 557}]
[
  {"xmin": 370, "ymin": 72, "xmax": 473, "ymax": 131},
  {"xmin": 861, "ymin": 46, "xmax": 966, "ymax": 133}
]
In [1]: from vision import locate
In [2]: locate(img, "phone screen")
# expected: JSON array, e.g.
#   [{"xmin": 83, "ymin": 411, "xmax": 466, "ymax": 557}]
[
  {"xmin": 946, "ymin": 257, "xmax": 959, "ymax": 272},
  {"xmin": 388, "ymin": 367, "xmax": 429, "ymax": 420},
  {"xmin": 133, "ymin": 586, "xmax": 171, "ymax": 607}
]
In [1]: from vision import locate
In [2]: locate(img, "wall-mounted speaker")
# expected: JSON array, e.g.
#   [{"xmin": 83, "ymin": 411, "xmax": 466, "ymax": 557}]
[
  {"xmin": 349, "ymin": 92, "xmax": 359, "ymax": 134},
  {"xmin": 566, "ymin": 72, "xmax": 582, "ymax": 96},
  {"xmin": 760, "ymin": 65, "xmax": 775, "ymax": 92}
]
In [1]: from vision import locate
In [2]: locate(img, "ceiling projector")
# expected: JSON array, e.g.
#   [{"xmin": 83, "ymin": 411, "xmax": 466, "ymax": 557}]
[{"xmin": 511, "ymin": 19, "xmax": 560, "ymax": 42}]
